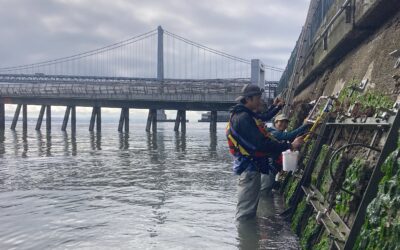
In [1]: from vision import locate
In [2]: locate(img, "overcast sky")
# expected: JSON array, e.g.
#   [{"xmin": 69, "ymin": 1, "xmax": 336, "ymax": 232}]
[{"xmin": 0, "ymin": 0, "xmax": 310, "ymax": 120}]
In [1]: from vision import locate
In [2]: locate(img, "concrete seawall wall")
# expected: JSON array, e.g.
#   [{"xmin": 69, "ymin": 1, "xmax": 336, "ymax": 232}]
[
  {"xmin": 278, "ymin": 1, "xmax": 400, "ymax": 249},
  {"xmin": 278, "ymin": 0, "xmax": 400, "ymax": 103}
]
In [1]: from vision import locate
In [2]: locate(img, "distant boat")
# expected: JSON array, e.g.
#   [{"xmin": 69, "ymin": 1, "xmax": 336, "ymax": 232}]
[{"xmin": 198, "ymin": 111, "xmax": 229, "ymax": 122}]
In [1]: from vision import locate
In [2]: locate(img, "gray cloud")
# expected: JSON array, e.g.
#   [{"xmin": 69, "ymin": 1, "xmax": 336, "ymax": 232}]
[{"xmin": 0, "ymin": 0, "xmax": 309, "ymax": 69}]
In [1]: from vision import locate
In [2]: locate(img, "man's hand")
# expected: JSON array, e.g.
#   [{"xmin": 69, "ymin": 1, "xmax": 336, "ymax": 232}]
[
  {"xmin": 291, "ymin": 136, "xmax": 304, "ymax": 150},
  {"xmin": 273, "ymin": 97, "xmax": 285, "ymax": 107}
]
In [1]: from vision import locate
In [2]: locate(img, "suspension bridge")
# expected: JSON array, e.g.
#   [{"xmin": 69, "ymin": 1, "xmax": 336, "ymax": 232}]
[{"xmin": 0, "ymin": 26, "xmax": 283, "ymax": 133}]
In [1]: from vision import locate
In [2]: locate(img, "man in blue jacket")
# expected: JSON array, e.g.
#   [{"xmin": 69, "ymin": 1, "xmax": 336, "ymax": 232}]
[{"xmin": 227, "ymin": 84, "xmax": 304, "ymax": 220}]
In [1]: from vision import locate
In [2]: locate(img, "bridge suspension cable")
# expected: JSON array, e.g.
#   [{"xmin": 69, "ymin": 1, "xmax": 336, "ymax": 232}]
[
  {"xmin": 0, "ymin": 29, "xmax": 157, "ymax": 73},
  {"xmin": 0, "ymin": 26, "xmax": 283, "ymax": 81}
]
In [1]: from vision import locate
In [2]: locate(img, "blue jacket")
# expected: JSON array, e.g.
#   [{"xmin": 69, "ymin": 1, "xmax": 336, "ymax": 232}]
[
  {"xmin": 228, "ymin": 104, "xmax": 291, "ymax": 174},
  {"xmin": 229, "ymin": 104, "xmax": 291, "ymax": 155},
  {"xmin": 255, "ymin": 104, "xmax": 282, "ymax": 122},
  {"xmin": 267, "ymin": 124, "xmax": 310, "ymax": 142}
]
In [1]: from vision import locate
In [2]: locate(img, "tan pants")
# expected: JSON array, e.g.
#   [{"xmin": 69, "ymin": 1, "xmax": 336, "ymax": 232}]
[
  {"xmin": 235, "ymin": 169, "xmax": 261, "ymax": 221},
  {"xmin": 260, "ymin": 172, "xmax": 275, "ymax": 192}
]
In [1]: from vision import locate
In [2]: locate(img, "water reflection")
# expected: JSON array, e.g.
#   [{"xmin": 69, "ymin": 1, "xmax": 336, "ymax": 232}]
[
  {"xmin": 0, "ymin": 131, "xmax": 4, "ymax": 156},
  {"xmin": 146, "ymin": 132, "xmax": 158, "ymax": 150},
  {"xmin": 174, "ymin": 131, "xmax": 186, "ymax": 153},
  {"xmin": 236, "ymin": 194, "xmax": 299, "ymax": 250},
  {"xmin": 11, "ymin": 130, "xmax": 18, "ymax": 156},
  {"xmin": 209, "ymin": 132, "xmax": 217, "ymax": 158},
  {"xmin": 236, "ymin": 217, "xmax": 260, "ymax": 250},
  {"xmin": 45, "ymin": 131, "xmax": 52, "ymax": 157},
  {"xmin": 71, "ymin": 133, "xmax": 77, "ymax": 156},
  {"xmin": 62, "ymin": 132, "xmax": 77, "ymax": 156},
  {"xmin": 89, "ymin": 131, "xmax": 101, "ymax": 150},
  {"xmin": 0, "ymin": 123, "xmax": 299, "ymax": 249},
  {"xmin": 21, "ymin": 131, "xmax": 28, "ymax": 158},
  {"xmin": 118, "ymin": 132, "xmax": 129, "ymax": 150},
  {"xmin": 146, "ymin": 132, "xmax": 166, "ymax": 163}
]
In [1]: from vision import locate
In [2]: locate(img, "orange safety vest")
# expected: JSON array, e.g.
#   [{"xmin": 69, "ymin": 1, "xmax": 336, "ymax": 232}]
[{"xmin": 226, "ymin": 116, "xmax": 277, "ymax": 158}]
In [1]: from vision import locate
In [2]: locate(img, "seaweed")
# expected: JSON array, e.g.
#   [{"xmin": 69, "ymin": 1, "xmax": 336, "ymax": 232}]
[
  {"xmin": 320, "ymin": 152, "xmax": 343, "ymax": 196},
  {"xmin": 335, "ymin": 158, "xmax": 368, "ymax": 218},
  {"xmin": 284, "ymin": 177, "xmax": 300, "ymax": 206},
  {"xmin": 311, "ymin": 144, "xmax": 330, "ymax": 186},
  {"xmin": 299, "ymin": 215, "xmax": 321, "ymax": 249},
  {"xmin": 313, "ymin": 231, "xmax": 330, "ymax": 250},
  {"xmin": 354, "ymin": 148, "xmax": 400, "ymax": 250},
  {"xmin": 291, "ymin": 199, "xmax": 307, "ymax": 233}
]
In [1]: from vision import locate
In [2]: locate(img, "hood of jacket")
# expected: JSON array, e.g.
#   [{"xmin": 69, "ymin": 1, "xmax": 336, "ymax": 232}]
[{"xmin": 229, "ymin": 104, "xmax": 255, "ymax": 116}]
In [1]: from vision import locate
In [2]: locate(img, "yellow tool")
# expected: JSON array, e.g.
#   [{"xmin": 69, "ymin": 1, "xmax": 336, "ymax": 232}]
[{"xmin": 304, "ymin": 97, "xmax": 334, "ymax": 142}]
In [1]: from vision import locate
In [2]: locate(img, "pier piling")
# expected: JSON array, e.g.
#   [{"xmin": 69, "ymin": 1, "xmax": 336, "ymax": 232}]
[
  {"xmin": 62, "ymin": 106, "xmax": 71, "ymax": 131},
  {"xmin": 46, "ymin": 105, "xmax": 51, "ymax": 132},
  {"xmin": 36, "ymin": 105, "xmax": 46, "ymax": 130},
  {"xmin": 118, "ymin": 108, "xmax": 129, "ymax": 132},
  {"xmin": 210, "ymin": 111, "xmax": 217, "ymax": 132},
  {"xmin": 71, "ymin": 106, "xmax": 76, "ymax": 134},
  {"xmin": 11, "ymin": 104, "xmax": 21, "ymax": 130},
  {"xmin": 174, "ymin": 110, "xmax": 186, "ymax": 133},
  {"xmin": 0, "ymin": 103, "xmax": 4, "ymax": 131},
  {"xmin": 146, "ymin": 109, "xmax": 157, "ymax": 133},
  {"xmin": 22, "ymin": 104, "xmax": 27, "ymax": 132}
]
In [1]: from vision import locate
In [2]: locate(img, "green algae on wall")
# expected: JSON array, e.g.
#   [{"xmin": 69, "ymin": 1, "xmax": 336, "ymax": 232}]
[
  {"xmin": 291, "ymin": 199, "xmax": 307, "ymax": 233},
  {"xmin": 335, "ymin": 158, "xmax": 368, "ymax": 218},
  {"xmin": 284, "ymin": 177, "xmax": 300, "ymax": 206},
  {"xmin": 311, "ymin": 144, "xmax": 330, "ymax": 186},
  {"xmin": 313, "ymin": 232, "xmax": 330, "ymax": 250},
  {"xmin": 298, "ymin": 217, "xmax": 329, "ymax": 250},
  {"xmin": 299, "ymin": 214, "xmax": 321, "ymax": 249},
  {"xmin": 354, "ymin": 148, "xmax": 400, "ymax": 250},
  {"xmin": 320, "ymin": 152, "xmax": 344, "ymax": 196},
  {"xmin": 301, "ymin": 139, "xmax": 315, "ymax": 169}
]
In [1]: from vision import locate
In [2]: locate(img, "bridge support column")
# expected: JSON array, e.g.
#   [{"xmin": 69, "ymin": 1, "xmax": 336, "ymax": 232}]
[
  {"xmin": 210, "ymin": 111, "xmax": 217, "ymax": 133},
  {"xmin": 89, "ymin": 107, "xmax": 101, "ymax": 132},
  {"xmin": 46, "ymin": 105, "xmax": 51, "ymax": 132},
  {"xmin": 22, "ymin": 104, "xmax": 27, "ymax": 132},
  {"xmin": 71, "ymin": 106, "xmax": 76, "ymax": 134},
  {"xmin": 61, "ymin": 106, "xmax": 76, "ymax": 133},
  {"xmin": 62, "ymin": 106, "xmax": 71, "ymax": 131},
  {"xmin": 96, "ymin": 107, "xmax": 101, "ymax": 132},
  {"xmin": 36, "ymin": 105, "xmax": 45, "ymax": 130},
  {"xmin": 174, "ymin": 111, "xmax": 180, "ymax": 132},
  {"xmin": 174, "ymin": 110, "xmax": 186, "ymax": 133},
  {"xmin": 36, "ymin": 105, "xmax": 51, "ymax": 132},
  {"xmin": 146, "ymin": 109, "xmax": 157, "ymax": 133},
  {"xmin": 0, "ymin": 103, "xmax": 5, "ymax": 131},
  {"xmin": 11, "ymin": 104, "xmax": 22, "ymax": 130},
  {"xmin": 118, "ymin": 108, "xmax": 129, "ymax": 132},
  {"xmin": 181, "ymin": 110, "xmax": 186, "ymax": 133},
  {"xmin": 151, "ymin": 109, "xmax": 157, "ymax": 133},
  {"xmin": 89, "ymin": 107, "xmax": 96, "ymax": 131}
]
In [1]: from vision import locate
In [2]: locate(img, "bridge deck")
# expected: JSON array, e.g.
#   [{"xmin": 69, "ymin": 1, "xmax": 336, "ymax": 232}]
[{"xmin": 0, "ymin": 74, "xmax": 249, "ymax": 110}]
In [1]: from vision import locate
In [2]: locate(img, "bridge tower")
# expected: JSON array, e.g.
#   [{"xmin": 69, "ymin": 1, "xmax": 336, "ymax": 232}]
[{"xmin": 251, "ymin": 59, "xmax": 265, "ymax": 89}]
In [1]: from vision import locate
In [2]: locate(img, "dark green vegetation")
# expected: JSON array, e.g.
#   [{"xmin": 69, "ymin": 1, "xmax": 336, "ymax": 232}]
[
  {"xmin": 335, "ymin": 158, "xmax": 370, "ymax": 219},
  {"xmin": 355, "ymin": 144, "xmax": 400, "ymax": 250}
]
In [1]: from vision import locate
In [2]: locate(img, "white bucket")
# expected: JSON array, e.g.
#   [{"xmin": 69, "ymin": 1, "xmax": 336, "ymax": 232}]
[{"xmin": 282, "ymin": 150, "xmax": 299, "ymax": 172}]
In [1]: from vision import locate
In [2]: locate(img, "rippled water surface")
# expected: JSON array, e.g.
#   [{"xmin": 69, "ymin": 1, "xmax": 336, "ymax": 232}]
[{"xmin": 0, "ymin": 120, "xmax": 298, "ymax": 249}]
